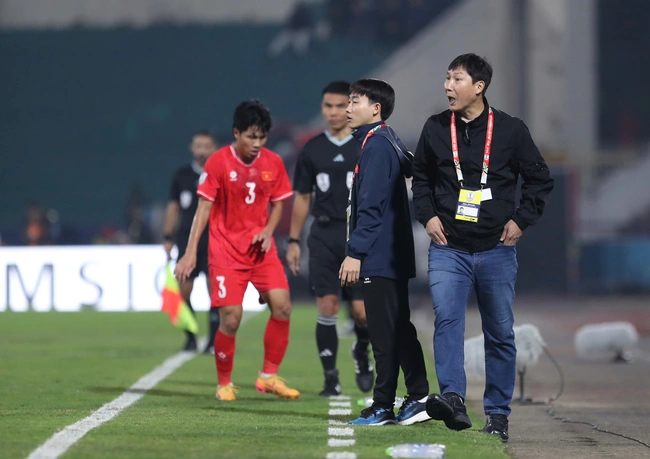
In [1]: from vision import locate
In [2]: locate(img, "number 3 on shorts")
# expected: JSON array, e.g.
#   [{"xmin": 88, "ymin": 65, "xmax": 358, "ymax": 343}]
[{"xmin": 216, "ymin": 276, "xmax": 227, "ymax": 298}]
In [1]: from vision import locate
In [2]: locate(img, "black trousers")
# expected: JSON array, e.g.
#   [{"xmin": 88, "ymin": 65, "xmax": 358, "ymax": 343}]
[{"xmin": 361, "ymin": 277, "xmax": 429, "ymax": 409}]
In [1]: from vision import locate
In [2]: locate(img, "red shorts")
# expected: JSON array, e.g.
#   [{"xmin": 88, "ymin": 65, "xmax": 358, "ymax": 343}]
[{"xmin": 208, "ymin": 252, "xmax": 289, "ymax": 307}]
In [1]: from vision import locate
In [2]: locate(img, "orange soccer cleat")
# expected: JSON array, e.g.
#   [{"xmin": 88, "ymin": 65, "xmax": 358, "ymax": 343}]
[
  {"xmin": 255, "ymin": 374, "xmax": 300, "ymax": 400},
  {"xmin": 215, "ymin": 384, "xmax": 238, "ymax": 401}
]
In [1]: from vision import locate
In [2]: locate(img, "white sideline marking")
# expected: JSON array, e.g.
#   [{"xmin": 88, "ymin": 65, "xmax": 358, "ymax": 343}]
[
  {"xmin": 326, "ymin": 452, "xmax": 357, "ymax": 459},
  {"xmin": 28, "ymin": 311, "xmax": 258, "ymax": 459},
  {"xmin": 329, "ymin": 401, "xmax": 351, "ymax": 407},
  {"xmin": 329, "ymin": 420, "xmax": 348, "ymax": 425},
  {"xmin": 329, "ymin": 395, "xmax": 351, "ymax": 400},
  {"xmin": 328, "ymin": 427, "xmax": 354, "ymax": 436},
  {"xmin": 27, "ymin": 344, "xmax": 204, "ymax": 459},
  {"xmin": 328, "ymin": 439, "xmax": 356, "ymax": 447},
  {"xmin": 329, "ymin": 409, "xmax": 352, "ymax": 416}
]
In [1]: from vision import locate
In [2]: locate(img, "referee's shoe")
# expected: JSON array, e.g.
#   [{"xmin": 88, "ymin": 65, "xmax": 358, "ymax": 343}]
[
  {"xmin": 319, "ymin": 369, "xmax": 342, "ymax": 397},
  {"xmin": 351, "ymin": 342, "xmax": 374, "ymax": 392}
]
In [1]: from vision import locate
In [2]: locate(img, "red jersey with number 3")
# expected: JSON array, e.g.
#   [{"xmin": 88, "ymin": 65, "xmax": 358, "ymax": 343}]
[{"xmin": 197, "ymin": 145, "xmax": 293, "ymax": 268}]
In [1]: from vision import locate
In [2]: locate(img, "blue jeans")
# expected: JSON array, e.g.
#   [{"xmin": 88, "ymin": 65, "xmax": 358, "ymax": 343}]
[{"xmin": 428, "ymin": 242, "xmax": 517, "ymax": 416}]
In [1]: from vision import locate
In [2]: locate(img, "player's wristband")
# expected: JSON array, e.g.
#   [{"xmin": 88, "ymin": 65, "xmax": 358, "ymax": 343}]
[
  {"xmin": 287, "ymin": 237, "xmax": 301, "ymax": 244},
  {"xmin": 163, "ymin": 234, "xmax": 174, "ymax": 242}
]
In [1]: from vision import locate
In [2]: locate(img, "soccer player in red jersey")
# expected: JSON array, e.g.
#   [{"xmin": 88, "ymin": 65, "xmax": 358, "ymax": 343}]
[{"xmin": 175, "ymin": 100, "xmax": 300, "ymax": 401}]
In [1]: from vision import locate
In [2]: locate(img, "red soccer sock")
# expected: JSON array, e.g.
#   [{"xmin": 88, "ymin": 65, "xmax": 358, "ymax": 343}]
[
  {"xmin": 215, "ymin": 330, "xmax": 236, "ymax": 386},
  {"xmin": 262, "ymin": 317, "xmax": 290, "ymax": 375}
]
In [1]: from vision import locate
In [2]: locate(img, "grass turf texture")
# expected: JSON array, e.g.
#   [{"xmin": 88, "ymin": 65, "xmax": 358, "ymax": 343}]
[{"xmin": 0, "ymin": 306, "xmax": 508, "ymax": 458}]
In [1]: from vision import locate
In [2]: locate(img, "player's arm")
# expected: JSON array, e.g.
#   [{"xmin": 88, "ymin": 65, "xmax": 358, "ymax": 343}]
[
  {"xmin": 286, "ymin": 146, "xmax": 314, "ymax": 274},
  {"xmin": 162, "ymin": 201, "xmax": 179, "ymax": 257},
  {"xmin": 289, "ymin": 193, "xmax": 311, "ymax": 240},
  {"xmin": 252, "ymin": 199, "xmax": 284, "ymax": 253},
  {"xmin": 165, "ymin": 172, "xmax": 182, "ymax": 257},
  {"xmin": 286, "ymin": 192, "xmax": 311, "ymax": 275},
  {"xmin": 174, "ymin": 198, "xmax": 212, "ymax": 282}
]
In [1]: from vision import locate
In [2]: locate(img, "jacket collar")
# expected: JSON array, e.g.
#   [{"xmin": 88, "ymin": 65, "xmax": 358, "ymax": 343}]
[
  {"xmin": 352, "ymin": 121, "xmax": 385, "ymax": 143},
  {"xmin": 456, "ymin": 97, "xmax": 489, "ymax": 128}
]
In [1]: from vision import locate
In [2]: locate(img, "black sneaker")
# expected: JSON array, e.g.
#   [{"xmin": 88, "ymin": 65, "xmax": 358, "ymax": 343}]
[
  {"xmin": 425, "ymin": 392, "xmax": 472, "ymax": 431},
  {"xmin": 319, "ymin": 369, "xmax": 342, "ymax": 397},
  {"xmin": 350, "ymin": 342, "xmax": 374, "ymax": 393},
  {"xmin": 482, "ymin": 414, "xmax": 509, "ymax": 442}
]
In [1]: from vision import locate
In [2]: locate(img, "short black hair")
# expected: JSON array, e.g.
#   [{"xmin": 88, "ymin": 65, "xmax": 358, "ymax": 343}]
[
  {"xmin": 232, "ymin": 99, "xmax": 272, "ymax": 134},
  {"xmin": 349, "ymin": 78, "xmax": 395, "ymax": 120},
  {"xmin": 322, "ymin": 80, "xmax": 350, "ymax": 96},
  {"xmin": 448, "ymin": 53, "xmax": 493, "ymax": 95},
  {"xmin": 192, "ymin": 129, "xmax": 217, "ymax": 142}
]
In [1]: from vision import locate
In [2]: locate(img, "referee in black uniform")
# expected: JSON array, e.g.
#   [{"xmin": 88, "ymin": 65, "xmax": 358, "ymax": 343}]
[
  {"xmin": 163, "ymin": 130, "xmax": 220, "ymax": 353},
  {"xmin": 287, "ymin": 81, "xmax": 373, "ymax": 396}
]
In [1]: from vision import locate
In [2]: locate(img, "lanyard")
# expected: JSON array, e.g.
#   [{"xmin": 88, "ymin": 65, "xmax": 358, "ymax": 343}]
[
  {"xmin": 450, "ymin": 107, "xmax": 494, "ymax": 188},
  {"xmin": 361, "ymin": 123, "xmax": 386, "ymax": 149}
]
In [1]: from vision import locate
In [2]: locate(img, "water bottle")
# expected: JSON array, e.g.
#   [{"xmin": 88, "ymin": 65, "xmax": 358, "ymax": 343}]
[
  {"xmin": 385, "ymin": 443, "xmax": 446, "ymax": 458},
  {"xmin": 357, "ymin": 396, "xmax": 404, "ymax": 408}
]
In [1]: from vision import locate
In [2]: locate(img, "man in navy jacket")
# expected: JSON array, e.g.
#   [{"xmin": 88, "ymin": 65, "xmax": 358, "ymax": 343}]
[{"xmin": 340, "ymin": 78, "xmax": 430, "ymax": 426}]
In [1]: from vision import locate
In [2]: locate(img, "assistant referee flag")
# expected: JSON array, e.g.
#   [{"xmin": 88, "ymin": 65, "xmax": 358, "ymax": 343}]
[{"xmin": 161, "ymin": 263, "xmax": 198, "ymax": 334}]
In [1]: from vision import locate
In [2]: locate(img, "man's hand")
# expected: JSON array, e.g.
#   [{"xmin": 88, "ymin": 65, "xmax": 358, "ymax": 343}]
[
  {"xmin": 286, "ymin": 243, "xmax": 301, "ymax": 276},
  {"xmin": 252, "ymin": 228, "xmax": 273, "ymax": 253},
  {"xmin": 339, "ymin": 256, "xmax": 361, "ymax": 287},
  {"xmin": 163, "ymin": 240, "xmax": 174, "ymax": 259},
  {"xmin": 500, "ymin": 220, "xmax": 523, "ymax": 246},
  {"xmin": 174, "ymin": 252, "xmax": 197, "ymax": 283},
  {"xmin": 425, "ymin": 216, "xmax": 448, "ymax": 245}
]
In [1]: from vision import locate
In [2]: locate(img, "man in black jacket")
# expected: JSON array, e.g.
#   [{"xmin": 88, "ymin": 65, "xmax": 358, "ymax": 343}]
[
  {"xmin": 341, "ymin": 78, "xmax": 430, "ymax": 426},
  {"xmin": 412, "ymin": 54, "xmax": 554, "ymax": 442}
]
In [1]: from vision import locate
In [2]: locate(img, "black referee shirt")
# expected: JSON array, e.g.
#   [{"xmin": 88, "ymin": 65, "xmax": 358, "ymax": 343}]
[
  {"xmin": 169, "ymin": 163, "xmax": 209, "ymax": 251},
  {"xmin": 293, "ymin": 131, "xmax": 358, "ymax": 221}
]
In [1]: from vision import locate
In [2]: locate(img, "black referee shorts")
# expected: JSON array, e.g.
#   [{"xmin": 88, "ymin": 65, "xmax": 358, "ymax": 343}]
[
  {"xmin": 307, "ymin": 220, "xmax": 363, "ymax": 301},
  {"xmin": 177, "ymin": 243, "xmax": 209, "ymax": 281}
]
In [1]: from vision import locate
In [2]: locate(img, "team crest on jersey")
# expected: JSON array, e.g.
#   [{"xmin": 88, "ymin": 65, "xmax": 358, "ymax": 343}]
[
  {"xmin": 229, "ymin": 171, "xmax": 238, "ymax": 181},
  {"xmin": 346, "ymin": 171, "xmax": 354, "ymax": 190},
  {"xmin": 261, "ymin": 171, "xmax": 274, "ymax": 181},
  {"xmin": 316, "ymin": 173, "xmax": 330, "ymax": 192},
  {"xmin": 199, "ymin": 172, "xmax": 207, "ymax": 184},
  {"xmin": 180, "ymin": 190, "xmax": 193, "ymax": 209}
]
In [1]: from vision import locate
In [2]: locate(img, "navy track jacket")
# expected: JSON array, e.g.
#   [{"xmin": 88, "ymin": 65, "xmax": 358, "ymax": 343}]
[{"xmin": 346, "ymin": 122, "xmax": 416, "ymax": 280}]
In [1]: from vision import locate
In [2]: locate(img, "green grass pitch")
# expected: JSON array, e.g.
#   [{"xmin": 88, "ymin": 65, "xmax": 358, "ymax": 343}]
[{"xmin": 0, "ymin": 306, "xmax": 508, "ymax": 458}]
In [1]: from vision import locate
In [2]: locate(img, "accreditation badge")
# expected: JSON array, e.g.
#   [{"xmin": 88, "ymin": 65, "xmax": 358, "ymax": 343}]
[{"xmin": 455, "ymin": 188, "xmax": 482, "ymax": 222}]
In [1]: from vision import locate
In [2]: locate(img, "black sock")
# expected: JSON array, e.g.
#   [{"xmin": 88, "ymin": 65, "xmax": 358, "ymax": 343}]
[
  {"xmin": 354, "ymin": 323, "xmax": 370, "ymax": 353},
  {"xmin": 316, "ymin": 314, "xmax": 338, "ymax": 372},
  {"xmin": 207, "ymin": 308, "xmax": 220, "ymax": 347},
  {"xmin": 185, "ymin": 298, "xmax": 197, "ymax": 340},
  {"xmin": 185, "ymin": 297, "xmax": 196, "ymax": 315}
]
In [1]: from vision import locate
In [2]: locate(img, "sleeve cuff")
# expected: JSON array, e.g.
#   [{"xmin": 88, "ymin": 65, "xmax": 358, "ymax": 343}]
[
  {"xmin": 271, "ymin": 191, "xmax": 294, "ymax": 202},
  {"xmin": 197, "ymin": 190, "xmax": 215, "ymax": 202},
  {"xmin": 417, "ymin": 210, "xmax": 437, "ymax": 228},
  {"xmin": 345, "ymin": 244, "xmax": 366, "ymax": 260},
  {"xmin": 511, "ymin": 214, "xmax": 530, "ymax": 231}
]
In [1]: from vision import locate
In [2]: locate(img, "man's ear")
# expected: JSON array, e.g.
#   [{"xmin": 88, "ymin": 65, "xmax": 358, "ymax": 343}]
[{"xmin": 475, "ymin": 80, "xmax": 485, "ymax": 96}]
